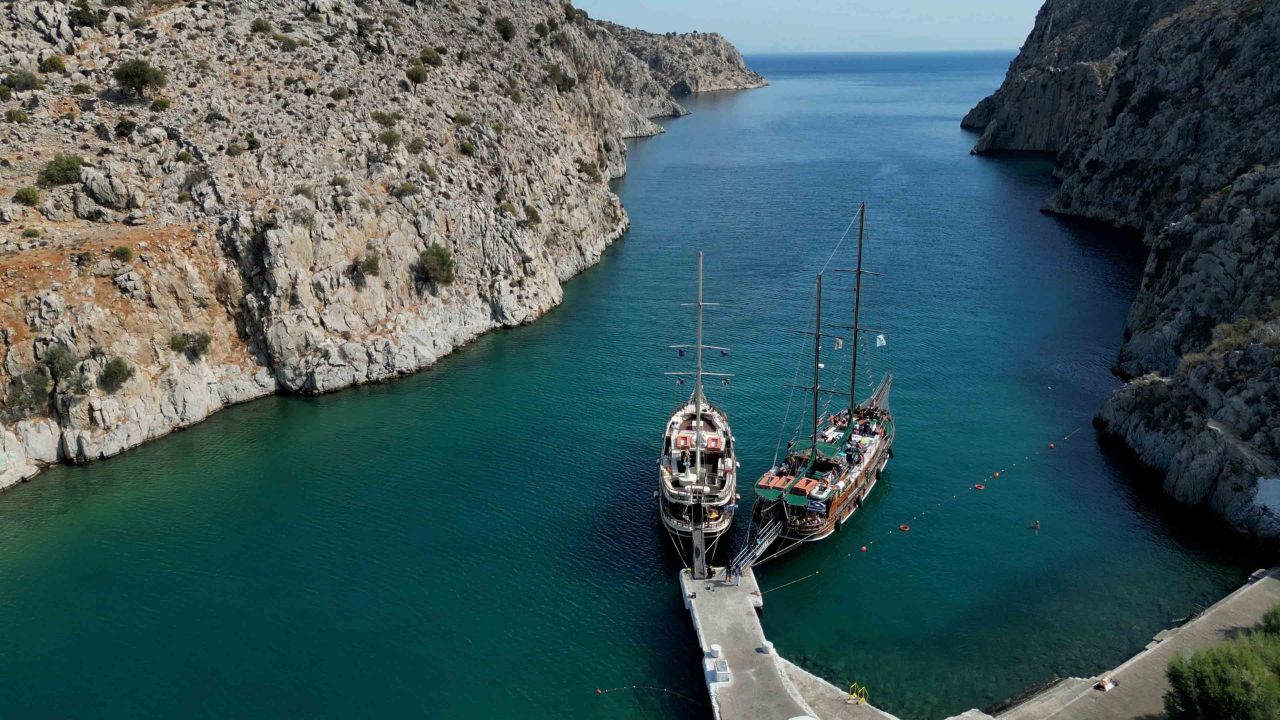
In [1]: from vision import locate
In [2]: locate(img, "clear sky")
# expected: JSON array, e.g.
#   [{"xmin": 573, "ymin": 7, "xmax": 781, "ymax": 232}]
[{"xmin": 574, "ymin": 0, "xmax": 1043, "ymax": 53}]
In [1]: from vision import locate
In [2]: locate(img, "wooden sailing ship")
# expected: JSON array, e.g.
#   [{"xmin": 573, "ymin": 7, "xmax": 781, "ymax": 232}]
[
  {"xmin": 658, "ymin": 253, "xmax": 738, "ymax": 578},
  {"xmin": 749, "ymin": 204, "xmax": 895, "ymax": 553}
]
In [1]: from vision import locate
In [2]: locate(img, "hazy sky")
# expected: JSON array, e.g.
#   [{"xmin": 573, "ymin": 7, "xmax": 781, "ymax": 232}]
[{"xmin": 574, "ymin": 0, "xmax": 1043, "ymax": 53}]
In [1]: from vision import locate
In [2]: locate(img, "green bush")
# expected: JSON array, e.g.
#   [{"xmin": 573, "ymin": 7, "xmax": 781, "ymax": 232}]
[
  {"xmin": 357, "ymin": 253, "xmax": 380, "ymax": 277},
  {"xmin": 575, "ymin": 157, "xmax": 601, "ymax": 181},
  {"xmin": 176, "ymin": 149, "xmax": 194, "ymax": 163},
  {"xmin": 1263, "ymin": 605, "xmax": 1280, "ymax": 637},
  {"xmin": 5, "ymin": 71, "xmax": 42, "ymax": 92},
  {"xmin": 111, "ymin": 245, "xmax": 134, "ymax": 262},
  {"xmin": 44, "ymin": 345, "xmax": 77, "ymax": 381},
  {"xmin": 113, "ymin": 58, "xmax": 167, "ymax": 97},
  {"xmin": 14, "ymin": 186, "xmax": 40, "ymax": 206},
  {"xmin": 37, "ymin": 154, "xmax": 84, "ymax": 187},
  {"xmin": 38, "ymin": 56, "xmax": 66, "ymax": 74},
  {"xmin": 371, "ymin": 110, "xmax": 402, "ymax": 127},
  {"xmin": 535, "ymin": 22, "xmax": 549, "ymax": 38},
  {"xmin": 406, "ymin": 63, "xmax": 428, "ymax": 84},
  {"xmin": 418, "ymin": 245, "xmax": 455, "ymax": 285},
  {"xmin": 4, "ymin": 369, "xmax": 50, "ymax": 414},
  {"xmin": 330, "ymin": 86, "xmax": 350, "ymax": 101},
  {"xmin": 178, "ymin": 191, "xmax": 193, "ymax": 203},
  {"xmin": 1166, "ymin": 634, "xmax": 1280, "ymax": 720},
  {"xmin": 420, "ymin": 48, "xmax": 444, "ymax": 67},
  {"xmin": 293, "ymin": 184, "xmax": 316, "ymax": 200},
  {"xmin": 393, "ymin": 182, "xmax": 420, "ymax": 197},
  {"xmin": 71, "ymin": 82, "xmax": 92, "ymax": 95},
  {"xmin": 0, "ymin": 85, "xmax": 10, "ymax": 101},
  {"xmin": 69, "ymin": 0, "xmax": 104, "ymax": 28},
  {"xmin": 524, "ymin": 204, "xmax": 541, "ymax": 225},
  {"xmin": 452, "ymin": 112, "xmax": 473, "ymax": 126},
  {"xmin": 150, "ymin": 97, "xmax": 172, "ymax": 111},
  {"xmin": 115, "ymin": 119, "xmax": 137, "ymax": 137},
  {"xmin": 250, "ymin": 17, "xmax": 273, "ymax": 33},
  {"xmin": 272, "ymin": 32, "xmax": 300, "ymax": 52},
  {"xmin": 378, "ymin": 129, "xmax": 401, "ymax": 149},
  {"xmin": 459, "ymin": 140, "xmax": 476, "ymax": 156},
  {"xmin": 5, "ymin": 109, "xmax": 30, "ymax": 124},
  {"xmin": 22, "ymin": 228, "xmax": 41, "ymax": 238},
  {"xmin": 407, "ymin": 137, "xmax": 426, "ymax": 154},
  {"xmin": 495, "ymin": 17, "xmax": 516, "ymax": 41},
  {"xmin": 226, "ymin": 142, "xmax": 248, "ymax": 156},
  {"xmin": 497, "ymin": 201, "xmax": 516, "ymax": 216},
  {"xmin": 169, "ymin": 331, "xmax": 211, "ymax": 357},
  {"xmin": 97, "ymin": 357, "xmax": 134, "ymax": 393}
]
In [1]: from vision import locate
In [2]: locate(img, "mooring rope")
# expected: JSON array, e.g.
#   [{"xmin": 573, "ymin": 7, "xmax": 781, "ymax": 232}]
[{"xmin": 594, "ymin": 685, "xmax": 708, "ymax": 707}]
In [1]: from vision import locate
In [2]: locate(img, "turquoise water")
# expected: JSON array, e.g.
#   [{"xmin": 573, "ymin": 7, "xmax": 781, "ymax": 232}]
[{"xmin": 0, "ymin": 53, "xmax": 1261, "ymax": 719}]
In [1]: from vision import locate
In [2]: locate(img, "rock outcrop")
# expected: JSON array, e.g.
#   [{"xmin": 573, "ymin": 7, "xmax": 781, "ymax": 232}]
[
  {"xmin": 0, "ymin": 0, "xmax": 763, "ymax": 490},
  {"xmin": 965, "ymin": 0, "xmax": 1280, "ymax": 543}
]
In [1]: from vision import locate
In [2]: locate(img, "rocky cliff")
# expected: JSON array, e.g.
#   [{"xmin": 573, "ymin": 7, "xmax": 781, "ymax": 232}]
[
  {"xmin": 0, "ymin": 0, "xmax": 764, "ymax": 489},
  {"xmin": 966, "ymin": 0, "xmax": 1280, "ymax": 542}
]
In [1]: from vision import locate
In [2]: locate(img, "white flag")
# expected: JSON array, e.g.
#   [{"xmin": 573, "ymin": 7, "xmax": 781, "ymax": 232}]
[{"xmin": 876, "ymin": 334, "xmax": 887, "ymax": 347}]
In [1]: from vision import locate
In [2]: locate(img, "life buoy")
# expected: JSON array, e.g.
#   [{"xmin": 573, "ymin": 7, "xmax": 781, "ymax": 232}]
[{"xmin": 899, "ymin": 524, "xmax": 910, "ymax": 532}]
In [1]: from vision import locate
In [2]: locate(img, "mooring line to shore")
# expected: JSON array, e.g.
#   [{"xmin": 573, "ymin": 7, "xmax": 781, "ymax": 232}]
[{"xmin": 760, "ymin": 570, "xmax": 821, "ymax": 595}]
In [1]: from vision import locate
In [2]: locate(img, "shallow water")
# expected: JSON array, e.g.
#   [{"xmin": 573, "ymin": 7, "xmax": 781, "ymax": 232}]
[{"xmin": 0, "ymin": 52, "xmax": 1261, "ymax": 719}]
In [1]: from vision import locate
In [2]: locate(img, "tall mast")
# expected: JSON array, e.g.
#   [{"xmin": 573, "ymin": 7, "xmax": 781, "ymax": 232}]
[
  {"xmin": 849, "ymin": 202, "xmax": 865, "ymax": 413},
  {"xmin": 692, "ymin": 252, "xmax": 707, "ymax": 580},
  {"xmin": 811, "ymin": 272, "xmax": 823, "ymax": 453}
]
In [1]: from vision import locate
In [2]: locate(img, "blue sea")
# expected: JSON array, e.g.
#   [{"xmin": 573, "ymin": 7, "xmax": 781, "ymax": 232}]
[{"xmin": 0, "ymin": 53, "xmax": 1259, "ymax": 719}]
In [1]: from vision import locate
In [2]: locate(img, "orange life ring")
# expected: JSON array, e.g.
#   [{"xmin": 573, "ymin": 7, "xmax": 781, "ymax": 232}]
[{"xmin": 899, "ymin": 524, "xmax": 910, "ymax": 532}]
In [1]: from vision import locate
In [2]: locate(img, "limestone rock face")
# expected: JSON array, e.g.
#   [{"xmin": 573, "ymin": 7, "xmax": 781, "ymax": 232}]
[
  {"xmin": 0, "ymin": 0, "xmax": 762, "ymax": 491},
  {"xmin": 966, "ymin": 0, "xmax": 1280, "ymax": 543}
]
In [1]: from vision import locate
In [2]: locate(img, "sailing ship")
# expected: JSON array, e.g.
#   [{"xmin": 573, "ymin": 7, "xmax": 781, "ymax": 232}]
[
  {"xmin": 749, "ymin": 203, "xmax": 895, "ymax": 554},
  {"xmin": 658, "ymin": 253, "xmax": 739, "ymax": 578}
]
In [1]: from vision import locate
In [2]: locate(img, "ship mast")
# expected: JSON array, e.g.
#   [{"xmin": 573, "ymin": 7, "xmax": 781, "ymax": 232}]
[
  {"xmin": 692, "ymin": 252, "xmax": 707, "ymax": 580},
  {"xmin": 811, "ymin": 272, "xmax": 823, "ymax": 454},
  {"xmin": 849, "ymin": 203, "xmax": 865, "ymax": 413}
]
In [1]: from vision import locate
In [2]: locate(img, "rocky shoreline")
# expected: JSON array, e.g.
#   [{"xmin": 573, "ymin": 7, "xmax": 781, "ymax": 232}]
[
  {"xmin": 965, "ymin": 0, "xmax": 1280, "ymax": 543},
  {"xmin": 0, "ymin": 0, "xmax": 764, "ymax": 490}
]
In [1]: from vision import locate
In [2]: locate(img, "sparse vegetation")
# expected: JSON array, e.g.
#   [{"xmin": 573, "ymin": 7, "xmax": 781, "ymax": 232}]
[
  {"xmin": 575, "ymin": 156, "xmax": 602, "ymax": 182},
  {"xmin": 393, "ymin": 182, "xmax": 420, "ymax": 197},
  {"xmin": 115, "ymin": 119, "xmax": 137, "ymax": 137},
  {"xmin": 495, "ymin": 16, "xmax": 516, "ymax": 41},
  {"xmin": 452, "ymin": 112, "xmax": 474, "ymax": 126},
  {"xmin": 357, "ymin": 253, "xmax": 381, "ymax": 277},
  {"xmin": 97, "ymin": 357, "xmax": 135, "ymax": 393},
  {"xmin": 204, "ymin": 110, "xmax": 230, "ymax": 124},
  {"xmin": 169, "ymin": 331, "xmax": 212, "ymax": 358},
  {"xmin": 69, "ymin": 0, "xmax": 105, "ymax": 28},
  {"xmin": 22, "ymin": 228, "xmax": 41, "ymax": 238},
  {"xmin": 226, "ymin": 142, "xmax": 248, "ymax": 156},
  {"xmin": 330, "ymin": 86, "xmax": 351, "ymax": 101},
  {"xmin": 111, "ymin": 246, "xmax": 134, "ymax": 262},
  {"xmin": 497, "ymin": 201, "xmax": 517, "ymax": 216},
  {"xmin": 4, "ymin": 71, "xmax": 42, "ymax": 92},
  {"xmin": 406, "ymin": 63, "xmax": 429, "ymax": 84},
  {"xmin": 38, "ymin": 56, "xmax": 66, "ymax": 74},
  {"xmin": 5, "ymin": 109, "xmax": 30, "ymax": 124},
  {"xmin": 13, "ymin": 186, "xmax": 40, "ymax": 206},
  {"xmin": 371, "ymin": 110, "xmax": 402, "ymax": 128},
  {"xmin": 114, "ymin": 58, "xmax": 167, "ymax": 97},
  {"xmin": 71, "ymin": 82, "xmax": 92, "ymax": 95},
  {"xmin": 4, "ymin": 369, "xmax": 50, "ymax": 415},
  {"xmin": 250, "ymin": 17, "xmax": 273, "ymax": 33},
  {"xmin": 459, "ymin": 140, "xmax": 477, "ymax": 156},
  {"xmin": 524, "ymin": 204, "xmax": 542, "ymax": 225},
  {"xmin": 535, "ymin": 22, "xmax": 550, "ymax": 38},
  {"xmin": 418, "ymin": 245, "xmax": 455, "ymax": 285},
  {"xmin": 44, "ymin": 344, "xmax": 77, "ymax": 381},
  {"xmin": 378, "ymin": 129, "xmax": 402, "ymax": 149},
  {"xmin": 407, "ymin": 137, "xmax": 427, "ymax": 154},
  {"xmin": 150, "ymin": 97, "xmax": 172, "ymax": 111},
  {"xmin": 544, "ymin": 63, "xmax": 576, "ymax": 93},
  {"xmin": 420, "ymin": 48, "xmax": 444, "ymax": 67},
  {"xmin": 37, "ymin": 154, "xmax": 84, "ymax": 187},
  {"xmin": 293, "ymin": 184, "xmax": 316, "ymax": 201},
  {"xmin": 176, "ymin": 149, "xmax": 194, "ymax": 163}
]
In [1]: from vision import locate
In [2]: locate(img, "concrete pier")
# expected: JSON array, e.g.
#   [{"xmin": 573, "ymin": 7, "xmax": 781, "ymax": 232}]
[
  {"xmin": 679, "ymin": 567, "xmax": 897, "ymax": 720},
  {"xmin": 680, "ymin": 566, "xmax": 1280, "ymax": 720}
]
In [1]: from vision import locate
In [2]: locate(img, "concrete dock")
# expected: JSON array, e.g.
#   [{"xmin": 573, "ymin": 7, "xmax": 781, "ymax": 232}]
[
  {"xmin": 680, "ymin": 566, "xmax": 1280, "ymax": 720},
  {"xmin": 679, "ymin": 567, "xmax": 897, "ymax": 720}
]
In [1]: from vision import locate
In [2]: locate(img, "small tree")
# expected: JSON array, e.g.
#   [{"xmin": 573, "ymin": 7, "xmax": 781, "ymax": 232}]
[
  {"xmin": 112, "ymin": 246, "xmax": 134, "ymax": 262},
  {"xmin": 114, "ymin": 59, "xmax": 167, "ymax": 98},
  {"xmin": 406, "ymin": 63, "xmax": 428, "ymax": 84},
  {"xmin": 418, "ymin": 246, "xmax": 455, "ymax": 285},
  {"xmin": 37, "ymin": 154, "xmax": 84, "ymax": 188},
  {"xmin": 97, "ymin": 357, "xmax": 135, "ymax": 393},
  {"xmin": 44, "ymin": 344, "xmax": 77, "ymax": 381}
]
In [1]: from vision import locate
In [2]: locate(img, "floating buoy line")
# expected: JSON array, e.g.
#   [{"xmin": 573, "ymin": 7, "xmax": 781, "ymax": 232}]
[
  {"xmin": 844, "ymin": 423, "xmax": 1085, "ymax": 558},
  {"xmin": 594, "ymin": 685, "xmax": 708, "ymax": 707}
]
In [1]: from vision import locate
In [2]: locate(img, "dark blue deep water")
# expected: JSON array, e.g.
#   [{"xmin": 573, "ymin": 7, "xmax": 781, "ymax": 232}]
[{"xmin": 0, "ymin": 53, "xmax": 1261, "ymax": 719}]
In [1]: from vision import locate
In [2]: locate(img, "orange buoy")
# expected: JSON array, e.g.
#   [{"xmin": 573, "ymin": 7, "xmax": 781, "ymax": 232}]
[
  {"xmin": 993, "ymin": 471, "xmax": 1001, "ymax": 479},
  {"xmin": 596, "ymin": 689, "xmax": 603, "ymax": 694},
  {"xmin": 1049, "ymin": 442, "xmax": 1056, "ymax": 449},
  {"xmin": 899, "ymin": 524, "xmax": 911, "ymax": 532},
  {"xmin": 975, "ymin": 483, "xmax": 986, "ymax": 490},
  {"xmin": 860, "ymin": 545, "xmax": 868, "ymax": 552}
]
